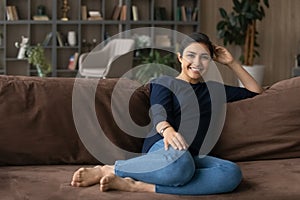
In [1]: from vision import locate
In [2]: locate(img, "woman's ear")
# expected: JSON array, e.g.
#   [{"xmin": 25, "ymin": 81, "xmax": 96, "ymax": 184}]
[{"xmin": 177, "ymin": 53, "xmax": 183, "ymax": 63}]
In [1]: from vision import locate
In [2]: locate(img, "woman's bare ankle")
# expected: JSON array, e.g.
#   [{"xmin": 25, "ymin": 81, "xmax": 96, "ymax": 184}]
[{"xmin": 101, "ymin": 165, "xmax": 115, "ymax": 176}]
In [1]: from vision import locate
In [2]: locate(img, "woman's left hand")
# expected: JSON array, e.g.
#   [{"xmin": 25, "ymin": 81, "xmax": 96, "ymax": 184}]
[{"xmin": 213, "ymin": 45, "xmax": 235, "ymax": 66}]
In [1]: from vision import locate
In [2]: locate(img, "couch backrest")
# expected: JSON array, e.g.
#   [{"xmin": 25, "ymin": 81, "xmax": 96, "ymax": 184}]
[
  {"xmin": 0, "ymin": 75, "xmax": 300, "ymax": 165},
  {"xmin": 0, "ymin": 76, "xmax": 149, "ymax": 165},
  {"xmin": 211, "ymin": 76, "xmax": 300, "ymax": 161}
]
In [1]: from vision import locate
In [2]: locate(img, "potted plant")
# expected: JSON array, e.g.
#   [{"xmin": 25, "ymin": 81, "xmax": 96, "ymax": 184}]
[
  {"xmin": 216, "ymin": 0, "xmax": 269, "ymax": 85},
  {"xmin": 133, "ymin": 49, "xmax": 178, "ymax": 84},
  {"xmin": 26, "ymin": 44, "xmax": 51, "ymax": 77}
]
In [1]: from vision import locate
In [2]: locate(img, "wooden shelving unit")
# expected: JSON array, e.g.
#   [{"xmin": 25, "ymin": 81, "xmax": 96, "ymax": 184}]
[{"xmin": 0, "ymin": 0, "xmax": 200, "ymax": 77}]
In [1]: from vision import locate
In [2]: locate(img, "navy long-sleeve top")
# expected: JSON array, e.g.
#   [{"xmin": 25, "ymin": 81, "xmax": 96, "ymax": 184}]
[{"xmin": 142, "ymin": 76, "xmax": 258, "ymax": 156}]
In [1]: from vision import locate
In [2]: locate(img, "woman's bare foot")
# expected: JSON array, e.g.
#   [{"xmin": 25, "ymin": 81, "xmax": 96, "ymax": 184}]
[
  {"xmin": 100, "ymin": 174, "xmax": 155, "ymax": 193},
  {"xmin": 71, "ymin": 165, "xmax": 114, "ymax": 187}
]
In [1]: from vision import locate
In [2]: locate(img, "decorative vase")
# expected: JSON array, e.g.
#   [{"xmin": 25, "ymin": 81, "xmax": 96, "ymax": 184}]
[
  {"xmin": 67, "ymin": 31, "xmax": 76, "ymax": 46},
  {"xmin": 238, "ymin": 64, "xmax": 265, "ymax": 87},
  {"xmin": 36, "ymin": 65, "xmax": 45, "ymax": 77}
]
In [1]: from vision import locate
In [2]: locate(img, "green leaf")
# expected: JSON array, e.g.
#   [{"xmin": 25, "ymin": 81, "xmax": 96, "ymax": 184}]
[
  {"xmin": 233, "ymin": 0, "xmax": 242, "ymax": 11},
  {"xmin": 229, "ymin": 14, "xmax": 237, "ymax": 26},
  {"xmin": 242, "ymin": 0, "xmax": 250, "ymax": 12},
  {"xmin": 263, "ymin": 0, "xmax": 270, "ymax": 8},
  {"xmin": 217, "ymin": 30, "xmax": 225, "ymax": 39},
  {"xmin": 217, "ymin": 21, "xmax": 226, "ymax": 31},
  {"xmin": 219, "ymin": 8, "xmax": 228, "ymax": 18},
  {"xmin": 245, "ymin": 12, "xmax": 254, "ymax": 19}
]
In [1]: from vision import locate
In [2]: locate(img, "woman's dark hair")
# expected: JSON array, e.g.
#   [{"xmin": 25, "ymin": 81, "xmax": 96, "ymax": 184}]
[{"xmin": 179, "ymin": 32, "xmax": 214, "ymax": 58}]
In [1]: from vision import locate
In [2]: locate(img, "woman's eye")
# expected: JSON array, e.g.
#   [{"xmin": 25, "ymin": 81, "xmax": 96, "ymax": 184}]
[
  {"xmin": 187, "ymin": 54, "xmax": 195, "ymax": 58},
  {"xmin": 201, "ymin": 55, "xmax": 211, "ymax": 61}
]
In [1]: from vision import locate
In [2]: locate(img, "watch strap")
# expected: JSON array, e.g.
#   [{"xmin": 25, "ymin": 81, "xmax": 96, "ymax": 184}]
[{"xmin": 159, "ymin": 125, "xmax": 171, "ymax": 136}]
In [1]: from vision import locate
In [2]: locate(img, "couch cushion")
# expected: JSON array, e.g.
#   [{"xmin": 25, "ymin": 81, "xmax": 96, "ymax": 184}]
[
  {"xmin": 0, "ymin": 76, "xmax": 149, "ymax": 165},
  {"xmin": 1, "ymin": 158, "xmax": 300, "ymax": 199},
  {"xmin": 211, "ymin": 76, "xmax": 300, "ymax": 161}
]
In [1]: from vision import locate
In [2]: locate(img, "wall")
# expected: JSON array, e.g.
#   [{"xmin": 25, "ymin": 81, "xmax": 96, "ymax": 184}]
[{"xmin": 200, "ymin": 0, "xmax": 300, "ymax": 86}]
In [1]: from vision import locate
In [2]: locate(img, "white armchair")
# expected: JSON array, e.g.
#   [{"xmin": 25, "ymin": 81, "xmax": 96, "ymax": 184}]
[{"xmin": 78, "ymin": 39, "xmax": 135, "ymax": 78}]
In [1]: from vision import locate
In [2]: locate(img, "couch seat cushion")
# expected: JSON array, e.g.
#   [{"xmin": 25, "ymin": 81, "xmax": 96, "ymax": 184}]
[{"xmin": 1, "ymin": 158, "xmax": 300, "ymax": 200}]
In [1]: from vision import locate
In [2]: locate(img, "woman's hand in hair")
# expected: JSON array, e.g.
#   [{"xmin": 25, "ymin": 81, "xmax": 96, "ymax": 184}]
[{"xmin": 213, "ymin": 45, "xmax": 235, "ymax": 67}]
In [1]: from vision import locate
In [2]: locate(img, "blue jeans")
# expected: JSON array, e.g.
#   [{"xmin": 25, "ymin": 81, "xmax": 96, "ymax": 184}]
[{"xmin": 115, "ymin": 139, "xmax": 242, "ymax": 195}]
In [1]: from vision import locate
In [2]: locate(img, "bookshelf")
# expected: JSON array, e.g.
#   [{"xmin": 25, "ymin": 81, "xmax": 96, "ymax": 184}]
[{"xmin": 0, "ymin": 0, "xmax": 200, "ymax": 77}]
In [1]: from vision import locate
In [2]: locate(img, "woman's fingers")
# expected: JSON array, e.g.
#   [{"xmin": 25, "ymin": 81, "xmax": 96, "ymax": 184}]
[
  {"xmin": 163, "ymin": 131, "xmax": 188, "ymax": 151},
  {"xmin": 174, "ymin": 133, "xmax": 188, "ymax": 150},
  {"xmin": 164, "ymin": 140, "xmax": 169, "ymax": 150},
  {"xmin": 166, "ymin": 136, "xmax": 188, "ymax": 151}
]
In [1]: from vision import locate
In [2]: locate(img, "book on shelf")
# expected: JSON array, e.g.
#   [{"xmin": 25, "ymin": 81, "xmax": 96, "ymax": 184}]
[
  {"xmin": 42, "ymin": 32, "xmax": 53, "ymax": 46},
  {"xmin": 111, "ymin": 5, "xmax": 122, "ymax": 20},
  {"xmin": 88, "ymin": 11, "xmax": 103, "ymax": 20},
  {"xmin": 88, "ymin": 16, "xmax": 103, "ymax": 20},
  {"xmin": 56, "ymin": 32, "xmax": 64, "ymax": 47},
  {"xmin": 6, "ymin": 6, "xmax": 19, "ymax": 21},
  {"xmin": 192, "ymin": 7, "xmax": 199, "ymax": 21},
  {"xmin": 186, "ymin": 7, "xmax": 193, "ymax": 21},
  {"xmin": 177, "ymin": 6, "xmax": 198, "ymax": 22},
  {"xmin": 181, "ymin": 6, "xmax": 187, "ymax": 22},
  {"xmin": 33, "ymin": 15, "xmax": 49, "ymax": 21},
  {"xmin": 120, "ymin": 5, "xmax": 127, "ymax": 21},
  {"xmin": 12, "ymin": 6, "xmax": 19, "ymax": 20},
  {"xmin": 81, "ymin": 5, "xmax": 87, "ymax": 20},
  {"xmin": 132, "ymin": 5, "xmax": 139, "ymax": 21}
]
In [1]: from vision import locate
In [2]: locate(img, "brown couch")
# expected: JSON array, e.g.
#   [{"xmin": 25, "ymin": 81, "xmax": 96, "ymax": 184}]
[{"xmin": 0, "ymin": 75, "xmax": 300, "ymax": 200}]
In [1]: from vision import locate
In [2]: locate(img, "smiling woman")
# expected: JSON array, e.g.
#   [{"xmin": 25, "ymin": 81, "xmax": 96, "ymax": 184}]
[
  {"xmin": 177, "ymin": 42, "xmax": 212, "ymax": 83},
  {"xmin": 71, "ymin": 32, "xmax": 263, "ymax": 195}
]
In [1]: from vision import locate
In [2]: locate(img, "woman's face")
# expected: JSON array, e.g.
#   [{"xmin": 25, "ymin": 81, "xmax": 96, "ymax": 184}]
[{"xmin": 177, "ymin": 42, "xmax": 211, "ymax": 84}]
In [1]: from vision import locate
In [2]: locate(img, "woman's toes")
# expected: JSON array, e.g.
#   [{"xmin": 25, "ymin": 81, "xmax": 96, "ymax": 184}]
[{"xmin": 99, "ymin": 175, "xmax": 114, "ymax": 192}]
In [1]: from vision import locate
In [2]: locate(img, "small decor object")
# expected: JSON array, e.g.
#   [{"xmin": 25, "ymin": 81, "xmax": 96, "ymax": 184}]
[
  {"xmin": 15, "ymin": 36, "xmax": 29, "ymax": 59},
  {"xmin": 67, "ymin": 31, "xmax": 76, "ymax": 46},
  {"xmin": 37, "ymin": 5, "xmax": 46, "ymax": 15},
  {"xmin": 33, "ymin": 5, "xmax": 49, "ymax": 21},
  {"xmin": 155, "ymin": 35, "xmax": 171, "ymax": 47},
  {"xmin": 26, "ymin": 44, "xmax": 51, "ymax": 77},
  {"xmin": 61, "ymin": 0, "xmax": 70, "ymax": 21},
  {"xmin": 132, "ymin": 34, "xmax": 151, "ymax": 57},
  {"xmin": 68, "ymin": 52, "xmax": 79, "ymax": 70}
]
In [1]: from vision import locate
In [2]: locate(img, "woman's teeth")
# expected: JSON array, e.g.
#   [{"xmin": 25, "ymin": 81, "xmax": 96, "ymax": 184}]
[{"xmin": 189, "ymin": 67, "xmax": 202, "ymax": 72}]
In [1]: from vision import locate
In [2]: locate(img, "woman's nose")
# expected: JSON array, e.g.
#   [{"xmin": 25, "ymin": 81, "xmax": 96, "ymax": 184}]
[{"xmin": 192, "ymin": 56, "xmax": 202, "ymax": 66}]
